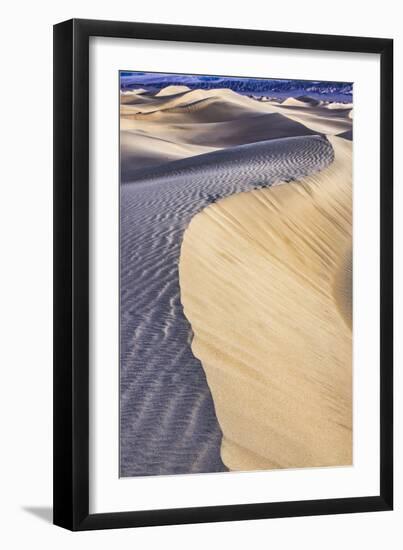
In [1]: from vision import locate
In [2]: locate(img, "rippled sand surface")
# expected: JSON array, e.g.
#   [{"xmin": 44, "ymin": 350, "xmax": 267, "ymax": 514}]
[
  {"xmin": 179, "ymin": 136, "xmax": 352, "ymax": 471},
  {"xmin": 120, "ymin": 135, "xmax": 335, "ymax": 476}
]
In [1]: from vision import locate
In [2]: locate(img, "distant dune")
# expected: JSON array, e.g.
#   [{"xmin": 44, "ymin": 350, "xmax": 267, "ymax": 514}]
[
  {"xmin": 281, "ymin": 97, "xmax": 314, "ymax": 107},
  {"xmin": 121, "ymin": 88, "xmax": 148, "ymax": 96},
  {"xmin": 155, "ymin": 84, "xmax": 191, "ymax": 96},
  {"xmin": 120, "ymin": 89, "xmax": 154, "ymax": 105},
  {"xmin": 326, "ymin": 102, "xmax": 353, "ymax": 110},
  {"xmin": 179, "ymin": 136, "xmax": 352, "ymax": 471},
  {"xmin": 120, "ymin": 86, "xmax": 352, "ymax": 180},
  {"xmin": 268, "ymin": 101, "xmax": 352, "ymax": 135}
]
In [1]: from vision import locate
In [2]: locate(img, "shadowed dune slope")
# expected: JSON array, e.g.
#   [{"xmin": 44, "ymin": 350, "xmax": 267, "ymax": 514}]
[
  {"xmin": 338, "ymin": 129, "xmax": 353, "ymax": 141},
  {"xmin": 179, "ymin": 136, "xmax": 352, "ymax": 471}
]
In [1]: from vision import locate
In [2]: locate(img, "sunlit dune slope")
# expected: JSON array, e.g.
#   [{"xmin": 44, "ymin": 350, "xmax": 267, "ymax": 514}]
[{"xmin": 179, "ymin": 136, "xmax": 352, "ymax": 471}]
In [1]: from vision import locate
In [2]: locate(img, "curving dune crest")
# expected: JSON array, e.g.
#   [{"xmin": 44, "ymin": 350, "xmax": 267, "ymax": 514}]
[
  {"xmin": 120, "ymin": 135, "xmax": 335, "ymax": 477},
  {"xmin": 155, "ymin": 85, "xmax": 191, "ymax": 96},
  {"xmin": 179, "ymin": 136, "xmax": 352, "ymax": 471}
]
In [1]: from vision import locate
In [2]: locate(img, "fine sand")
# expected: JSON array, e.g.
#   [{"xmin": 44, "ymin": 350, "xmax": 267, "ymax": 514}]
[
  {"xmin": 179, "ymin": 135, "xmax": 352, "ymax": 471},
  {"xmin": 120, "ymin": 86, "xmax": 352, "ymax": 180}
]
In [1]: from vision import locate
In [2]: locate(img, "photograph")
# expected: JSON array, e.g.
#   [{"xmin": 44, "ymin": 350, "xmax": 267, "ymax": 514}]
[
  {"xmin": 0, "ymin": 0, "xmax": 396, "ymax": 543},
  {"xmin": 119, "ymin": 71, "xmax": 354, "ymax": 478}
]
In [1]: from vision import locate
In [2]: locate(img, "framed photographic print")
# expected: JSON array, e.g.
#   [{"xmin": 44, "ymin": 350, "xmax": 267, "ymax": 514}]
[{"xmin": 53, "ymin": 19, "xmax": 393, "ymax": 530}]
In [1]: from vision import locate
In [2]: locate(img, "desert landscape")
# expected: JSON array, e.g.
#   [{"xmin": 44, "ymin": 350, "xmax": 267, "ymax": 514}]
[{"xmin": 120, "ymin": 73, "xmax": 352, "ymax": 477}]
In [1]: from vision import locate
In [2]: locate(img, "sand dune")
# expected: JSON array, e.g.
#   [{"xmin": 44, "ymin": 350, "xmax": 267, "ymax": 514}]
[
  {"xmin": 120, "ymin": 111, "xmax": 319, "ymax": 180},
  {"xmin": 121, "ymin": 88, "xmax": 148, "ymax": 96},
  {"xmin": 120, "ymin": 88, "xmax": 346, "ymax": 179},
  {"xmin": 268, "ymin": 102, "xmax": 352, "ymax": 135},
  {"xmin": 120, "ymin": 89, "xmax": 156, "ymax": 106},
  {"xmin": 156, "ymin": 85, "xmax": 191, "ymax": 96},
  {"xmin": 120, "ymin": 130, "xmax": 218, "ymax": 178},
  {"xmin": 120, "ymin": 89, "xmax": 201, "ymax": 113},
  {"xmin": 120, "ymin": 135, "xmax": 334, "ymax": 476},
  {"xmin": 121, "ymin": 88, "xmax": 269, "ymax": 116},
  {"xmin": 281, "ymin": 97, "xmax": 316, "ymax": 107},
  {"xmin": 179, "ymin": 136, "xmax": 352, "ymax": 471},
  {"xmin": 121, "ymin": 87, "xmax": 352, "ymax": 178},
  {"xmin": 326, "ymin": 102, "xmax": 353, "ymax": 110},
  {"xmin": 126, "ymin": 97, "xmax": 262, "ymax": 123},
  {"xmin": 120, "ymin": 83, "xmax": 353, "ymax": 474}
]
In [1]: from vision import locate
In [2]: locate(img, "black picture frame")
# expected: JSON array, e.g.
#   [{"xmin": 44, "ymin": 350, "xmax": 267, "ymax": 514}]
[{"xmin": 53, "ymin": 18, "xmax": 393, "ymax": 531}]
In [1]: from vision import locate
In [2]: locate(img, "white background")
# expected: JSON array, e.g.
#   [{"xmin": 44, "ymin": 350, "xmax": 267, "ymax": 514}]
[{"xmin": 0, "ymin": 0, "xmax": 400, "ymax": 548}]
